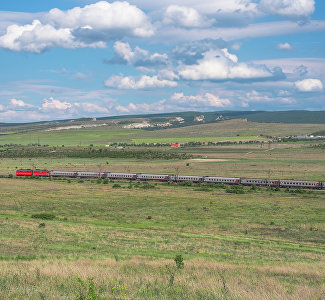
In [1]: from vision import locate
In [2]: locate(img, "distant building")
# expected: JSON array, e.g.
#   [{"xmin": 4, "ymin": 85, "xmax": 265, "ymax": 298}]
[{"xmin": 171, "ymin": 143, "xmax": 180, "ymax": 148}]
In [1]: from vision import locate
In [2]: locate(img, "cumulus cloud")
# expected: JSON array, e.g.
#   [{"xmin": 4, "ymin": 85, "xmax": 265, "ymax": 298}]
[
  {"xmin": 0, "ymin": 20, "xmax": 77, "ymax": 53},
  {"xmin": 259, "ymin": 0, "xmax": 315, "ymax": 22},
  {"xmin": 244, "ymin": 90, "xmax": 295, "ymax": 103},
  {"xmin": 8, "ymin": 98, "xmax": 34, "ymax": 110},
  {"xmin": 178, "ymin": 49, "xmax": 278, "ymax": 81},
  {"xmin": 170, "ymin": 92, "xmax": 231, "ymax": 108},
  {"xmin": 163, "ymin": 5, "xmax": 212, "ymax": 28},
  {"xmin": 277, "ymin": 42, "xmax": 293, "ymax": 50},
  {"xmin": 41, "ymin": 97, "xmax": 73, "ymax": 112},
  {"xmin": 295, "ymin": 78, "xmax": 323, "ymax": 92},
  {"xmin": 0, "ymin": 1, "xmax": 153, "ymax": 53},
  {"xmin": 41, "ymin": 97, "xmax": 110, "ymax": 115},
  {"xmin": 109, "ymin": 41, "xmax": 168, "ymax": 66},
  {"xmin": 104, "ymin": 74, "xmax": 177, "ymax": 89},
  {"xmin": 114, "ymin": 91, "xmax": 232, "ymax": 114},
  {"xmin": 47, "ymin": 1, "xmax": 153, "ymax": 38}
]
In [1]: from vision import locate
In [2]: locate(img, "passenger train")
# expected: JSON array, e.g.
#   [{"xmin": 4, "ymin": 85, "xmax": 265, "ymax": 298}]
[{"xmin": 15, "ymin": 169, "xmax": 324, "ymax": 189}]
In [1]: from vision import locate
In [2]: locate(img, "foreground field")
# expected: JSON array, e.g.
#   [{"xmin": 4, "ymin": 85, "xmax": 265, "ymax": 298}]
[{"xmin": 0, "ymin": 178, "xmax": 324, "ymax": 299}]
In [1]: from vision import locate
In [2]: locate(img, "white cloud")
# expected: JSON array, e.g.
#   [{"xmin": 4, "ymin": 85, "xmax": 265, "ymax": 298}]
[
  {"xmin": 0, "ymin": 104, "xmax": 4, "ymax": 111},
  {"xmin": 157, "ymin": 69, "xmax": 179, "ymax": 81},
  {"xmin": 244, "ymin": 90, "xmax": 295, "ymax": 103},
  {"xmin": 77, "ymin": 102, "xmax": 109, "ymax": 113},
  {"xmin": 295, "ymin": 78, "xmax": 323, "ymax": 92},
  {"xmin": 114, "ymin": 91, "xmax": 232, "ymax": 114},
  {"xmin": 8, "ymin": 98, "xmax": 34, "ymax": 110},
  {"xmin": 112, "ymin": 41, "xmax": 168, "ymax": 66},
  {"xmin": 259, "ymin": 0, "xmax": 315, "ymax": 22},
  {"xmin": 47, "ymin": 1, "xmax": 154, "ymax": 38},
  {"xmin": 178, "ymin": 49, "xmax": 274, "ymax": 81},
  {"xmin": 104, "ymin": 75, "xmax": 177, "ymax": 89},
  {"xmin": 74, "ymin": 72, "xmax": 88, "ymax": 79},
  {"xmin": 0, "ymin": 20, "xmax": 76, "ymax": 53},
  {"xmin": 170, "ymin": 92, "xmax": 231, "ymax": 108},
  {"xmin": 277, "ymin": 42, "xmax": 293, "ymax": 50},
  {"xmin": 163, "ymin": 5, "xmax": 211, "ymax": 28},
  {"xmin": 129, "ymin": 0, "xmax": 258, "ymax": 16},
  {"xmin": 42, "ymin": 97, "xmax": 73, "ymax": 112},
  {"xmin": 0, "ymin": 1, "xmax": 153, "ymax": 53}
]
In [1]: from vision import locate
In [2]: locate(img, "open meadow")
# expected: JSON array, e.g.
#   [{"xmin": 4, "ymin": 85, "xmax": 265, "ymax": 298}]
[
  {"xmin": 0, "ymin": 177, "xmax": 324, "ymax": 299},
  {"xmin": 0, "ymin": 119, "xmax": 325, "ymax": 299}
]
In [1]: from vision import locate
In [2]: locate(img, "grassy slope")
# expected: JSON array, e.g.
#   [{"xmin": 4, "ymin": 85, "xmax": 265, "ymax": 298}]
[
  {"xmin": 0, "ymin": 178, "xmax": 324, "ymax": 299},
  {"xmin": 1, "ymin": 119, "xmax": 325, "ymax": 146}
]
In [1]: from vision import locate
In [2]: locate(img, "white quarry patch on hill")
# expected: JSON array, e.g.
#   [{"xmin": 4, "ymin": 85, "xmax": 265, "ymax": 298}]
[
  {"xmin": 123, "ymin": 121, "xmax": 172, "ymax": 129},
  {"xmin": 194, "ymin": 115, "xmax": 205, "ymax": 122},
  {"xmin": 123, "ymin": 116, "xmax": 185, "ymax": 129},
  {"xmin": 45, "ymin": 123, "xmax": 108, "ymax": 131}
]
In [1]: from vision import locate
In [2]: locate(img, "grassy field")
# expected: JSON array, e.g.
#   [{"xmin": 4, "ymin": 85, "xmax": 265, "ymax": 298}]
[
  {"xmin": 1, "ymin": 119, "xmax": 325, "ymax": 146},
  {"xmin": 0, "ymin": 177, "xmax": 324, "ymax": 299},
  {"xmin": 1, "ymin": 144, "xmax": 324, "ymax": 180},
  {"xmin": 0, "ymin": 129, "xmax": 141, "ymax": 146},
  {"xmin": 132, "ymin": 136, "xmax": 262, "ymax": 144},
  {"xmin": 1, "ymin": 119, "xmax": 325, "ymax": 299}
]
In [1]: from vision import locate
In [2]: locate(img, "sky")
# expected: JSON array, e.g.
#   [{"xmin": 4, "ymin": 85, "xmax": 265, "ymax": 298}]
[{"xmin": 0, "ymin": 0, "xmax": 324, "ymax": 122}]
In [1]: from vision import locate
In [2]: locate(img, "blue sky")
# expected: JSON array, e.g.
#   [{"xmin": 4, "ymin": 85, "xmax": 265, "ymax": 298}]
[{"xmin": 0, "ymin": 0, "xmax": 324, "ymax": 122}]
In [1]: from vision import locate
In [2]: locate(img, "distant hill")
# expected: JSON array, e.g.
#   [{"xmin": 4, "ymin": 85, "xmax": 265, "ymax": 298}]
[
  {"xmin": 1, "ymin": 111, "xmax": 325, "ymax": 132},
  {"xmin": 99, "ymin": 110, "xmax": 325, "ymax": 125}
]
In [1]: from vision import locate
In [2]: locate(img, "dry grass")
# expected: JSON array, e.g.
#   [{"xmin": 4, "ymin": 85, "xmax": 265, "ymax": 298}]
[{"xmin": 0, "ymin": 258, "xmax": 324, "ymax": 299}]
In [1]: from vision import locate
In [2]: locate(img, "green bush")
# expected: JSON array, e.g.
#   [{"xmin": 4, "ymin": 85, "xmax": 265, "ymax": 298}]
[
  {"xmin": 226, "ymin": 185, "xmax": 245, "ymax": 194},
  {"xmin": 31, "ymin": 213, "xmax": 55, "ymax": 220},
  {"xmin": 174, "ymin": 254, "xmax": 184, "ymax": 269},
  {"xmin": 179, "ymin": 181, "xmax": 193, "ymax": 187}
]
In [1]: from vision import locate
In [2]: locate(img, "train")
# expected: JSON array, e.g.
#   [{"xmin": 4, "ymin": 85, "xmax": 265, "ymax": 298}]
[{"xmin": 15, "ymin": 169, "xmax": 324, "ymax": 189}]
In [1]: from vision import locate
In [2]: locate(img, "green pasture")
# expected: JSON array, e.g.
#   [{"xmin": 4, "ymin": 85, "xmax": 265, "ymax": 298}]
[
  {"xmin": 1, "ymin": 177, "xmax": 324, "ymax": 261},
  {"xmin": 0, "ymin": 177, "xmax": 324, "ymax": 299},
  {"xmin": 132, "ymin": 135, "xmax": 261, "ymax": 144},
  {"xmin": 0, "ymin": 129, "xmax": 141, "ymax": 146}
]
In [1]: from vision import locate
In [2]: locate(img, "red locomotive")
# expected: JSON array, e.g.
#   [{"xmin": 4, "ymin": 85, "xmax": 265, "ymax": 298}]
[
  {"xmin": 16, "ymin": 169, "xmax": 33, "ymax": 176},
  {"xmin": 16, "ymin": 169, "xmax": 50, "ymax": 177}
]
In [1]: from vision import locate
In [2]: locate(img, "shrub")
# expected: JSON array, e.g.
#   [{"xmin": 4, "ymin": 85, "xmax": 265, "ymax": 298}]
[
  {"xmin": 179, "ymin": 181, "xmax": 193, "ymax": 187},
  {"xmin": 103, "ymin": 178, "xmax": 109, "ymax": 184},
  {"xmin": 174, "ymin": 254, "xmax": 184, "ymax": 269},
  {"xmin": 112, "ymin": 183, "xmax": 121, "ymax": 188},
  {"xmin": 39, "ymin": 223, "xmax": 46, "ymax": 228},
  {"xmin": 8, "ymin": 174, "xmax": 13, "ymax": 179},
  {"xmin": 31, "ymin": 213, "xmax": 55, "ymax": 220},
  {"xmin": 226, "ymin": 185, "xmax": 245, "ymax": 194},
  {"xmin": 96, "ymin": 178, "xmax": 102, "ymax": 184},
  {"xmin": 139, "ymin": 182, "xmax": 155, "ymax": 189}
]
